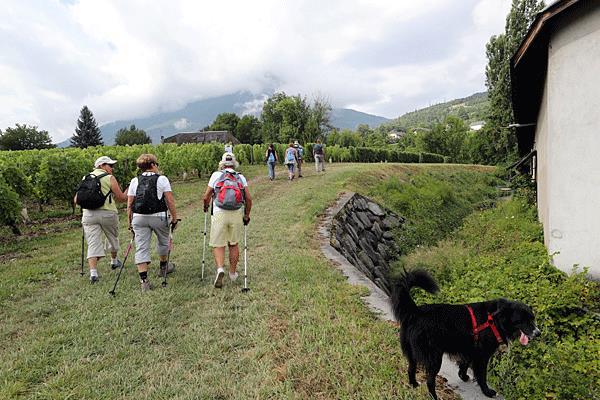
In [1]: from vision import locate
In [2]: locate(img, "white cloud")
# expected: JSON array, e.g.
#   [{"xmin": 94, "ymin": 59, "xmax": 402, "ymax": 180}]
[
  {"xmin": 0, "ymin": 0, "xmax": 512, "ymax": 141},
  {"xmin": 173, "ymin": 118, "xmax": 190, "ymax": 130}
]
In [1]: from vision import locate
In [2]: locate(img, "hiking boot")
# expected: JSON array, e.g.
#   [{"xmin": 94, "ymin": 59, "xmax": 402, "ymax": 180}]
[
  {"xmin": 111, "ymin": 259, "xmax": 123, "ymax": 270},
  {"xmin": 229, "ymin": 271, "xmax": 239, "ymax": 282},
  {"xmin": 141, "ymin": 279, "xmax": 153, "ymax": 292},
  {"xmin": 157, "ymin": 262, "xmax": 176, "ymax": 277},
  {"xmin": 214, "ymin": 268, "xmax": 225, "ymax": 288},
  {"xmin": 90, "ymin": 275, "xmax": 99, "ymax": 284}
]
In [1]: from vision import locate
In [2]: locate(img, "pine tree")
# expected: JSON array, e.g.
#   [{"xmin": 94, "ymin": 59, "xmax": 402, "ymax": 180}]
[
  {"xmin": 71, "ymin": 105, "xmax": 103, "ymax": 148},
  {"xmin": 480, "ymin": 0, "xmax": 544, "ymax": 164}
]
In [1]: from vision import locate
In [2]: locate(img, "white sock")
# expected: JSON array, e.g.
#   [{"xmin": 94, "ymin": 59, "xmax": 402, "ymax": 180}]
[
  {"xmin": 90, "ymin": 269, "xmax": 98, "ymax": 277},
  {"xmin": 111, "ymin": 257, "xmax": 118, "ymax": 264},
  {"xmin": 229, "ymin": 272, "xmax": 238, "ymax": 281},
  {"xmin": 217, "ymin": 267, "xmax": 225, "ymax": 274}
]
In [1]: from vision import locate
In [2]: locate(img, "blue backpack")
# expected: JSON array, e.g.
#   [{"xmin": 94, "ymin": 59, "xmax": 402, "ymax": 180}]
[{"xmin": 286, "ymin": 148, "xmax": 296, "ymax": 163}]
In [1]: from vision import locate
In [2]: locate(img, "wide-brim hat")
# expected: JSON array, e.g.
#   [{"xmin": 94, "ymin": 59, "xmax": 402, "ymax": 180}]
[
  {"xmin": 94, "ymin": 156, "xmax": 118, "ymax": 168},
  {"xmin": 219, "ymin": 152, "xmax": 239, "ymax": 169},
  {"xmin": 293, "ymin": 140, "xmax": 299, "ymax": 146}
]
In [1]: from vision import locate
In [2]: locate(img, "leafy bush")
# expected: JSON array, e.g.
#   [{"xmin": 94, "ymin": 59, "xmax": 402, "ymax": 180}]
[
  {"xmin": 419, "ymin": 152, "xmax": 445, "ymax": 163},
  {"xmin": 0, "ymin": 177, "xmax": 21, "ymax": 234},
  {"xmin": 400, "ymin": 199, "xmax": 600, "ymax": 399}
]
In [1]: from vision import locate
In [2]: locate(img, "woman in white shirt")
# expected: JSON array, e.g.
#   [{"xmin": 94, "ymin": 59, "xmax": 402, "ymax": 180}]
[{"xmin": 127, "ymin": 154, "xmax": 178, "ymax": 292}]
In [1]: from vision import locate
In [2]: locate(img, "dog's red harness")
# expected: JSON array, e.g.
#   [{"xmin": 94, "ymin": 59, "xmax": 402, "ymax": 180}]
[{"xmin": 465, "ymin": 305, "xmax": 504, "ymax": 344}]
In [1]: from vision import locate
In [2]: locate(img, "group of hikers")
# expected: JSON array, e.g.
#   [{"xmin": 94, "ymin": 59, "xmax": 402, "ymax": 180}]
[
  {"xmin": 75, "ymin": 152, "xmax": 251, "ymax": 292},
  {"xmin": 265, "ymin": 139, "xmax": 326, "ymax": 181}
]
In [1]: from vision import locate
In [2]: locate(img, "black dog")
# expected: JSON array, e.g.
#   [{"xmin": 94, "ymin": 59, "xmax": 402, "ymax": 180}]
[{"xmin": 391, "ymin": 269, "xmax": 540, "ymax": 399}]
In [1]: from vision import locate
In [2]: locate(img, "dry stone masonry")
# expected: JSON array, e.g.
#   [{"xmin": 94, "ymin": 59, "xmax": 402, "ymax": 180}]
[{"xmin": 330, "ymin": 193, "xmax": 404, "ymax": 295}]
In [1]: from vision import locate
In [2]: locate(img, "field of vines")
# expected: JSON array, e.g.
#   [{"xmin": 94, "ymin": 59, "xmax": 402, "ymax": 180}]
[{"xmin": 0, "ymin": 142, "xmax": 446, "ymax": 233}]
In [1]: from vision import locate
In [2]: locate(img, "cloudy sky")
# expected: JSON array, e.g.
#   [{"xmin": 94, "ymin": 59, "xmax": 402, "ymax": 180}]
[{"xmin": 0, "ymin": 0, "xmax": 512, "ymax": 142}]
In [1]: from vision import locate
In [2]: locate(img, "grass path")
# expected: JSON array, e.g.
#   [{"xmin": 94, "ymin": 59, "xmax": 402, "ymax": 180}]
[{"xmin": 1, "ymin": 163, "xmax": 435, "ymax": 400}]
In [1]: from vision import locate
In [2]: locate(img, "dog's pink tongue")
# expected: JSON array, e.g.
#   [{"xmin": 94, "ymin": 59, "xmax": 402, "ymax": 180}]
[{"xmin": 519, "ymin": 332, "xmax": 529, "ymax": 346}]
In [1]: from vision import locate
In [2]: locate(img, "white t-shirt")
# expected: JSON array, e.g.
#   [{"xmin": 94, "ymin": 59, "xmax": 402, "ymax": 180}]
[
  {"xmin": 208, "ymin": 168, "xmax": 248, "ymax": 214},
  {"xmin": 128, "ymin": 172, "xmax": 172, "ymax": 217}
]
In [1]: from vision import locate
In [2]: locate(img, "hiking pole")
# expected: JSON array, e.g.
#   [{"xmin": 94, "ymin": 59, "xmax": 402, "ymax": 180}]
[
  {"xmin": 109, "ymin": 232, "xmax": 134, "ymax": 296},
  {"xmin": 201, "ymin": 211, "xmax": 208, "ymax": 281},
  {"xmin": 241, "ymin": 224, "xmax": 250, "ymax": 293},
  {"xmin": 80, "ymin": 225, "xmax": 85, "ymax": 276},
  {"xmin": 162, "ymin": 219, "xmax": 181, "ymax": 288}
]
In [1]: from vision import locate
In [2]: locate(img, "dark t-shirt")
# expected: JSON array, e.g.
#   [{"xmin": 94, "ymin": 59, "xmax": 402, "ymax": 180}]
[{"xmin": 314, "ymin": 143, "xmax": 324, "ymax": 155}]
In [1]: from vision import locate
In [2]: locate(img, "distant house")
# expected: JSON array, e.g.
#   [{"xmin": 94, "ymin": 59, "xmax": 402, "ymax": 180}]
[
  {"xmin": 469, "ymin": 121, "xmax": 485, "ymax": 131},
  {"xmin": 162, "ymin": 130, "xmax": 240, "ymax": 145},
  {"xmin": 511, "ymin": 0, "xmax": 600, "ymax": 277},
  {"xmin": 388, "ymin": 130, "xmax": 405, "ymax": 140}
]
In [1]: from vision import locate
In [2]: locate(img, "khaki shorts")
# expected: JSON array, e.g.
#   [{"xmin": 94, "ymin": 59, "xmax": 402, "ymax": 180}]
[
  {"xmin": 209, "ymin": 209, "xmax": 243, "ymax": 247},
  {"xmin": 82, "ymin": 209, "xmax": 119, "ymax": 259}
]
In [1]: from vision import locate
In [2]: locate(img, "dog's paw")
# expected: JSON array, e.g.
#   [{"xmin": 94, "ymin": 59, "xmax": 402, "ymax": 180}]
[
  {"xmin": 409, "ymin": 379, "xmax": 419, "ymax": 388},
  {"xmin": 458, "ymin": 371, "xmax": 470, "ymax": 382},
  {"xmin": 482, "ymin": 388, "xmax": 497, "ymax": 397}
]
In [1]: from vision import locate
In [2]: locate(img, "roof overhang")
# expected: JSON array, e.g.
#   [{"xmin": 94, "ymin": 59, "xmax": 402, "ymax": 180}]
[{"xmin": 510, "ymin": 0, "xmax": 587, "ymax": 155}]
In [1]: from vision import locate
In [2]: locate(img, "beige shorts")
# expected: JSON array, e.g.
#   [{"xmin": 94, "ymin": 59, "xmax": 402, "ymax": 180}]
[
  {"xmin": 82, "ymin": 209, "xmax": 120, "ymax": 259},
  {"xmin": 209, "ymin": 209, "xmax": 243, "ymax": 247}
]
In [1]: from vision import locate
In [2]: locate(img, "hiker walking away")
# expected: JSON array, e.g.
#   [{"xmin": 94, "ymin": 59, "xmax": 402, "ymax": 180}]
[
  {"xmin": 313, "ymin": 138, "xmax": 325, "ymax": 173},
  {"xmin": 75, "ymin": 156, "xmax": 128, "ymax": 283},
  {"xmin": 284, "ymin": 142, "xmax": 298, "ymax": 181},
  {"xmin": 294, "ymin": 140, "xmax": 304, "ymax": 177},
  {"xmin": 202, "ymin": 153, "xmax": 252, "ymax": 288},
  {"xmin": 265, "ymin": 143, "xmax": 278, "ymax": 181},
  {"xmin": 127, "ymin": 154, "xmax": 179, "ymax": 292}
]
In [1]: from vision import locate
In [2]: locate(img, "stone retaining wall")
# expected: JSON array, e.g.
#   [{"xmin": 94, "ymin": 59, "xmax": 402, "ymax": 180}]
[{"xmin": 330, "ymin": 193, "xmax": 404, "ymax": 294}]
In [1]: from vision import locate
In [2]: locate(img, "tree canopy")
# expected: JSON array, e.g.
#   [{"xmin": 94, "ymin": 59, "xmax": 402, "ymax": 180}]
[
  {"xmin": 71, "ymin": 105, "xmax": 103, "ymax": 148},
  {"xmin": 480, "ymin": 0, "xmax": 544, "ymax": 164},
  {"xmin": 0, "ymin": 124, "xmax": 54, "ymax": 150},
  {"xmin": 114, "ymin": 125, "xmax": 152, "ymax": 146},
  {"xmin": 261, "ymin": 92, "xmax": 331, "ymax": 144}
]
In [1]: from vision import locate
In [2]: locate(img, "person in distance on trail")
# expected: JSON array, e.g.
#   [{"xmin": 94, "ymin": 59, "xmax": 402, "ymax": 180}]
[
  {"xmin": 294, "ymin": 140, "xmax": 304, "ymax": 178},
  {"xmin": 284, "ymin": 142, "xmax": 298, "ymax": 181},
  {"xmin": 127, "ymin": 154, "xmax": 179, "ymax": 292},
  {"xmin": 202, "ymin": 152, "xmax": 252, "ymax": 288},
  {"xmin": 313, "ymin": 138, "xmax": 325, "ymax": 173},
  {"xmin": 74, "ymin": 156, "xmax": 128, "ymax": 284},
  {"xmin": 265, "ymin": 143, "xmax": 278, "ymax": 181}
]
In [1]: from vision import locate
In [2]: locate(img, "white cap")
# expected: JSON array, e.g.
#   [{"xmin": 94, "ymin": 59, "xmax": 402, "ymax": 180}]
[
  {"xmin": 94, "ymin": 156, "xmax": 118, "ymax": 168},
  {"xmin": 293, "ymin": 140, "xmax": 299, "ymax": 146}
]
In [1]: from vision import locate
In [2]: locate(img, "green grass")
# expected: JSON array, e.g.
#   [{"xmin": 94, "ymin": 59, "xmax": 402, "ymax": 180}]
[{"xmin": 3, "ymin": 163, "xmax": 461, "ymax": 400}]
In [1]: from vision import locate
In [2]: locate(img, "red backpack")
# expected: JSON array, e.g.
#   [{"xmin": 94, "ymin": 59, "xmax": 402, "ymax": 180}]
[{"xmin": 214, "ymin": 171, "xmax": 245, "ymax": 210}]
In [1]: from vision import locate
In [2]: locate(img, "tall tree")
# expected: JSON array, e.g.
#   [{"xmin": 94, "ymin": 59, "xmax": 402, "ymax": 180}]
[
  {"xmin": 114, "ymin": 124, "xmax": 152, "ymax": 145},
  {"xmin": 482, "ymin": 0, "xmax": 544, "ymax": 164},
  {"xmin": 236, "ymin": 115, "xmax": 262, "ymax": 144},
  {"xmin": 71, "ymin": 105, "xmax": 103, "ymax": 148},
  {"xmin": 0, "ymin": 124, "xmax": 54, "ymax": 150},
  {"xmin": 209, "ymin": 112, "xmax": 241, "ymax": 137}
]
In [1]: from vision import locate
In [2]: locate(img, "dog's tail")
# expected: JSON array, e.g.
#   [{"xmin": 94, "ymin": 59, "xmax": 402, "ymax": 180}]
[{"xmin": 391, "ymin": 269, "xmax": 439, "ymax": 323}]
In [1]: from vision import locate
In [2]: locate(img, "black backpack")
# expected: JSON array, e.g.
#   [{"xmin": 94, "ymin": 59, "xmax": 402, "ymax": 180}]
[
  {"xmin": 132, "ymin": 174, "xmax": 168, "ymax": 214},
  {"xmin": 76, "ymin": 172, "xmax": 111, "ymax": 210}
]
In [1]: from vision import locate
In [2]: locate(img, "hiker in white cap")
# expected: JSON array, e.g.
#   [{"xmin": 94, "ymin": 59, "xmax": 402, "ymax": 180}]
[
  {"xmin": 202, "ymin": 152, "xmax": 253, "ymax": 288},
  {"xmin": 74, "ymin": 156, "xmax": 128, "ymax": 283}
]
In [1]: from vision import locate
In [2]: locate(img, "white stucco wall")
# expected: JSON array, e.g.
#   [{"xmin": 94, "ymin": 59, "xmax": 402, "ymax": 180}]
[{"xmin": 535, "ymin": 5, "xmax": 600, "ymax": 277}]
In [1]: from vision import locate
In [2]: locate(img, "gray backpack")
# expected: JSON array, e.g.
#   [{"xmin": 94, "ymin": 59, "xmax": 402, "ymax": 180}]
[{"xmin": 213, "ymin": 171, "xmax": 245, "ymax": 210}]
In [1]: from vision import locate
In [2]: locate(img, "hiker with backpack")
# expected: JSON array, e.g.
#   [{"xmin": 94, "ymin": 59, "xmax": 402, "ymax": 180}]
[
  {"xmin": 202, "ymin": 153, "xmax": 252, "ymax": 288},
  {"xmin": 127, "ymin": 154, "xmax": 179, "ymax": 292},
  {"xmin": 284, "ymin": 142, "xmax": 298, "ymax": 181},
  {"xmin": 265, "ymin": 143, "xmax": 278, "ymax": 181},
  {"xmin": 294, "ymin": 140, "xmax": 304, "ymax": 178},
  {"xmin": 313, "ymin": 138, "xmax": 325, "ymax": 173},
  {"xmin": 74, "ymin": 156, "xmax": 129, "ymax": 284}
]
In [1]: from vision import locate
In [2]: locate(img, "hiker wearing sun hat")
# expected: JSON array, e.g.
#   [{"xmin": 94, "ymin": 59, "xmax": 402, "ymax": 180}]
[
  {"xmin": 75, "ymin": 156, "xmax": 129, "ymax": 284},
  {"xmin": 202, "ymin": 152, "xmax": 253, "ymax": 288}
]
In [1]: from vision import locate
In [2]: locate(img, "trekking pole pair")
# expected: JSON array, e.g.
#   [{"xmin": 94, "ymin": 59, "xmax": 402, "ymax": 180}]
[{"xmin": 109, "ymin": 231, "xmax": 135, "ymax": 296}]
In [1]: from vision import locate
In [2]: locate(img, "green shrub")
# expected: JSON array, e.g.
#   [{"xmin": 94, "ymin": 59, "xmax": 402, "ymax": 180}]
[
  {"xmin": 419, "ymin": 152, "xmax": 445, "ymax": 163},
  {"xmin": 0, "ymin": 177, "xmax": 21, "ymax": 234}
]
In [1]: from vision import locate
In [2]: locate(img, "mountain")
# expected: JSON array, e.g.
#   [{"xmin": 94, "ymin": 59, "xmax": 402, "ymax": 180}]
[
  {"xmin": 329, "ymin": 108, "xmax": 389, "ymax": 130},
  {"xmin": 384, "ymin": 92, "xmax": 489, "ymax": 131},
  {"xmin": 57, "ymin": 92, "xmax": 389, "ymax": 146}
]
